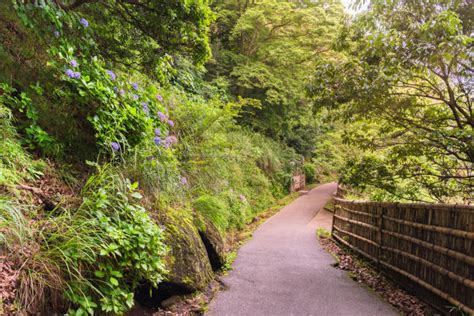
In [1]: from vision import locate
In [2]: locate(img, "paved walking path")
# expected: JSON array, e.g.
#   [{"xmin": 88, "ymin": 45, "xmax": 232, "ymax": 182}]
[{"xmin": 207, "ymin": 183, "xmax": 398, "ymax": 316}]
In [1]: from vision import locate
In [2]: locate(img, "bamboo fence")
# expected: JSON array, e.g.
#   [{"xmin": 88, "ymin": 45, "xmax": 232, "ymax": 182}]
[{"xmin": 332, "ymin": 198, "xmax": 474, "ymax": 314}]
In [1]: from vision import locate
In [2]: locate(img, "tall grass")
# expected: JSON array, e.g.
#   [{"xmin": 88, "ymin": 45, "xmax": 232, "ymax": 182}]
[
  {"xmin": 0, "ymin": 199, "xmax": 97, "ymax": 313},
  {"xmin": 0, "ymin": 104, "xmax": 42, "ymax": 188}
]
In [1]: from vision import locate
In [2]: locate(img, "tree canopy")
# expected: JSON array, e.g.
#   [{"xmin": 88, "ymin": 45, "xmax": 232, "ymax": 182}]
[
  {"xmin": 206, "ymin": 0, "xmax": 345, "ymax": 154},
  {"xmin": 308, "ymin": 0, "xmax": 473, "ymax": 201}
]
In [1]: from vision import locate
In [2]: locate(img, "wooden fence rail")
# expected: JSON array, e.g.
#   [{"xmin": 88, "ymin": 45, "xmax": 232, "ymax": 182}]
[{"xmin": 332, "ymin": 198, "xmax": 474, "ymax": 314}]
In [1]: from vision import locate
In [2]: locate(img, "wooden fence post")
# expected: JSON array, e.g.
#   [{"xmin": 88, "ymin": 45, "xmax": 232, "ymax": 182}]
[
  {"xmin": 376, "ymin": 205, "xmax": 385, "ymax": 264},
  {"xmin": 331, "ymin": 199, "xmax": 339, "ymax": 237}
]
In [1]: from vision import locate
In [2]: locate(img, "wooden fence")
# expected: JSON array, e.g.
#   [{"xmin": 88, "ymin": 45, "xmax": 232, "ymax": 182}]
[{"xmin": 332, "ymin": 198, "xmax": 474, "ymax": 314}]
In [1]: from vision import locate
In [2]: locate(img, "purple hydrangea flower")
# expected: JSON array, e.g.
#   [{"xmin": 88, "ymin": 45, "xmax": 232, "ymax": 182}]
[
  {"xmin": 180, "ymin": 176, "xmax": 188, "ymax": 186},
  {"xmin": 111, "ymin": 142, "xmax": 120, "ymax": 152},
  {"xmin": 65, "ymin": 69, "xmax": 75, "ymax": 78},
  {"xmin": 164, "ymin": 135, "xmax": 178, "ymax": 148},
  {"xmin": 167, "ymin": 119, "xmax": 174, "ymax": 127},
  {"xmin": 132, "ymin": 82, "xmax": 138, "ymax": 90},
  {"xmin": 154, "ymin": 137, "xmax": 162, "ymax": 146},
  {"xmin": 154, "ymin": 128, "xmax": 161, "ymax": 136},
  {"xmin": 53, "ymin": 30, "xmax": 60, "ymax": 38},
  {"xmin": 65, "ymin": 69, "xmax": 81, "ymax": 79},
  {"xmin": 142, "ymin": 102, "xmax": 149, "ymax": 113},
  {"xmin": 70, "ymin": 60, "xmax": 78, "ymax": 67},
  {"xmin": 132, "ymin": 94, "xmax": 139, "ymax": 100},
  {"xmin": 106, "ymin": 70, "xmax": 116, "ymax": 81},
  {"xmin": 119, "ymin": 89, "xmax": 125, "ymax": 96},
  {"xmin": 156, "ymin": 94, "xmax": 163, "ymax": 102},
  {"xmin": 157, "ymin": 111, "xmax": 167, "ymax": 122},
  {"xmin": 80, "ymin": 18, "xmax": 89, "ymax": 28}
]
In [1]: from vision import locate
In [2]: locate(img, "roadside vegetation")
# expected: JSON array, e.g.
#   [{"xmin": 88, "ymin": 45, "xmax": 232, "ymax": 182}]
[{"xmin": 0, "ymin": 0, "xmax": 472, "ymax": 314}]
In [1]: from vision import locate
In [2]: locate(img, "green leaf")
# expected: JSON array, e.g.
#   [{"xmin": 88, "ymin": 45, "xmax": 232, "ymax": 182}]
[
  {"xmin": 109, "ymin": 277, "xmax": 119, "ymax": 286},
  {"xmin": 130, "ymin": 192, "xmax": 143, "ymax": 199},
  {"xmin": 94, "ymin": 270, "xmax": 105, "ymax": 278}
]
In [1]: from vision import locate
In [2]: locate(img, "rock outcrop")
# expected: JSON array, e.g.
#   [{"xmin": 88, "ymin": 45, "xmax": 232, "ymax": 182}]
[
  {"xmin": 198, "ymin": 219, "xmax": 227, "ymax": 271},
  {"xmin": 162, "ymin": 210, "xmax": 214, "ymax": 291}
]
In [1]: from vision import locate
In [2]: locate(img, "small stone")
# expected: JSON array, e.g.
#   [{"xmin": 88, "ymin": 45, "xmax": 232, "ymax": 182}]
[{"xmin": 160, "ymin": 295, "xmax": 180, "ymax": 309}]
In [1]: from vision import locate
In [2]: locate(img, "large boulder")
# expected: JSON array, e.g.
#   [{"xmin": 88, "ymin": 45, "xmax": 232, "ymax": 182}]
[
  {"xmin": 162, "ymin": 209, "xmax": 213, "ymax": 291},
  {"xmin": 198, "ymin": 219, "xmax": 227, "ymax": 271}
]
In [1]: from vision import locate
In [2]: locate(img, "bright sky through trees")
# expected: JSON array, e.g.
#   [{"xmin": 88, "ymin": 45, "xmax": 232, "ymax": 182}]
[{"xmin": 341, "ymin": 0, "xmax": 368, "ymax": 14}]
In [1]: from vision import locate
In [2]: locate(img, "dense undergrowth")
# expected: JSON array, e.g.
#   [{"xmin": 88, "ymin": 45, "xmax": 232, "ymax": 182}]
[{"xmin": 0, "ymin": 1, "xmax": 301, "ymax": 314}]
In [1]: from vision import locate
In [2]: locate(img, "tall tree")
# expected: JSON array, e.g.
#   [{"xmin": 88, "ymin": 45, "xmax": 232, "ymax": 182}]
[
  {"xmin": 207, "ymin": 0, "xmax": 345, "ymax": 153},
  {"xmin": 308, "ymin": 0, "xmax": 473, "ymax": 201}
]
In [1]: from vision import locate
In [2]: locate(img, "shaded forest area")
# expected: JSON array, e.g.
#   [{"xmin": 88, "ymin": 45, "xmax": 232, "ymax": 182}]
[{"xmin": 0, "ymin": 0, "xmax": 472, "ymax": 314}]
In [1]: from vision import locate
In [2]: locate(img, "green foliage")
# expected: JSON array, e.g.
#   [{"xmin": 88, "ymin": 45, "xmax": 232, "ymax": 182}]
[
  {"xmin": 207, "ymin": 0, "xmax": 345, "ymax": 147},
  {"xmin": 0, "ymin": 83, "xmax": 62, "ymax": 156},
  {"xmin": 10, "ymin": 2, "xmax": 177, "ymax": 157},
  {"xmin": 172, "ymin": 91, "xmax": 301, "ymax": 215},
  {"xmin": 193, "ymin": 195, "xmax": 230, "ymax": 232},
  {"xmin": 122, "ymin": 142, "xmax": 182, "ymax": 203},
  {"xmin": 310, "ymin": 111, "xmax": 361, "ymax": 184},
  {"xmin": 13, "ymin": 0, "xmax": 213, "ymax": 78},
  {"xmin": 0, "ymin": 165, "xmax": 167, "ymax": 315},
  {"xmin": 316, "ymin": 228, "xmax": 330, "ymax": 239},
  {"xmin": 308, "ymin": 0, "xmax": 473, "ymax": 202},
  {"xmin": 81, "ymin": 0, "xmax": 213, "ymax": 71},
  {"xmin": 219, "ymin": 190, "xmax": 252, "ymax": 230},
  {"xmin": 0, "ymin": 197, "xmax": 101, "ymax": 314},
  {"xmin": 222, "ymin": 250, "xmax": 237, "ymax": 272},
  {"xmin": 70, "ymin": 165, "xmax": 167, "ymax": 314},
  {"xmin": 303, "ymin": 163, "xmax": 316, "ymax": 184},
  {"xmin": 0, "ymin": 105, "xmax": 33, "ymax": 186}
]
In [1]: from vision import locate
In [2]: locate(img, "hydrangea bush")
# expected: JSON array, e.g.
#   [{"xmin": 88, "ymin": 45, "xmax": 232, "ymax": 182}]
[{"xmin": 15, "ymin": 2, "xmax": 178, "ymax": 158}]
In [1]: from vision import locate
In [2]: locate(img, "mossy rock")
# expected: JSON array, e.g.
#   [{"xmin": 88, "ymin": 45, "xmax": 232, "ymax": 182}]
[
  {"xmin": 198, "ymin": 219, "xmax": 227, "ymax": 271},
  {"xmin": 162, "ymin": 209, "xmax": 213, "ymax": 291}
]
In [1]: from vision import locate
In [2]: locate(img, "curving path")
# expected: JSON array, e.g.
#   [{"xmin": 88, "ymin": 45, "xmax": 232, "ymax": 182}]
[{"xmin": 207, "ymin": 183, "xmax": 398, "ymax": 316}]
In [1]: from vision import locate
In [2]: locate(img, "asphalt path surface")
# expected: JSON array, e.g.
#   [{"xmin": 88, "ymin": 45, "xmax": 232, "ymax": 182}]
[{"xmin": 207, "ymin": 183, "xmax": 398, "ymax": 316}]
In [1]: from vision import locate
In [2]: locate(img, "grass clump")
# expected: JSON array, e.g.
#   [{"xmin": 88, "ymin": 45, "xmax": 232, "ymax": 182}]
[
  {"xmin": 316, "ymin": 228, "xmax": 331, "ymax": 239},
  {"xmin": 193, "ymin": 195, "xmax": 230, "ymax": 232},
  {"xmin": 303, "ymin": 163, "xmax": 316, "ymax": 184},
  {"xmin": 0, "ymin": 103, "xmax": 42, "ymax": 188}
]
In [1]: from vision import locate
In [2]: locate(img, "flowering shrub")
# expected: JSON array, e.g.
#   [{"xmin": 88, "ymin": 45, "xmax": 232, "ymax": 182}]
[{"xmin": 14, "ymin": 2, "xmax": 175, "ymax": 156}]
